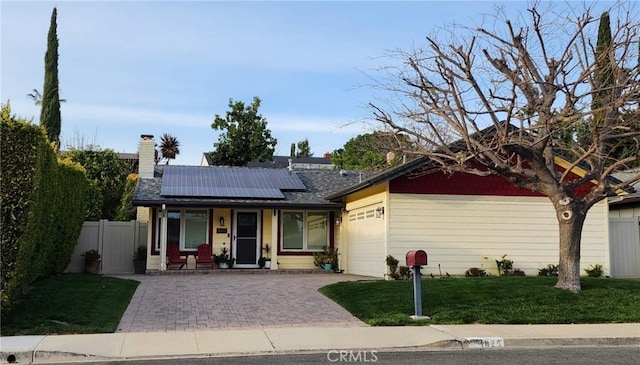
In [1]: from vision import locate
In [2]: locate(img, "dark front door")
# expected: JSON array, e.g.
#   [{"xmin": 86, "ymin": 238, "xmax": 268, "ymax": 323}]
[{"xmin": 234, "ymin": 211, "xmax": 260, "ymax": 267}]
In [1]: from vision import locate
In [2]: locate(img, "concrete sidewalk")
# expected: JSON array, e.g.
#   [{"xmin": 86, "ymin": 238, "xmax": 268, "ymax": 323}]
[{"xmin": 1, "ymin": 323, "xmax": 639, "ymax": 363}]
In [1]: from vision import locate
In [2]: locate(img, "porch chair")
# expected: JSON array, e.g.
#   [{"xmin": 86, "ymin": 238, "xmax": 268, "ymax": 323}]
[
  {"xmin": 167, "ymin": 245, "xmax": 187, "ymax": 270},
  {"xmin": 195, "ymin": 243, "xmax": 214, "ymax": 269}
]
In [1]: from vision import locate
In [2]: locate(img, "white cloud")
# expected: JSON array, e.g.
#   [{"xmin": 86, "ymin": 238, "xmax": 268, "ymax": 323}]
[{"xmin": 63, "ymin": 103, "xmax": 212, "ymax": 128}]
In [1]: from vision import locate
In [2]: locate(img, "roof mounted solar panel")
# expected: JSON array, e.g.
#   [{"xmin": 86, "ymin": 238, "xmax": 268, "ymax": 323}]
[{"xmin": 160, "ymin": 166, "xmax": 305, "ymax": 199}]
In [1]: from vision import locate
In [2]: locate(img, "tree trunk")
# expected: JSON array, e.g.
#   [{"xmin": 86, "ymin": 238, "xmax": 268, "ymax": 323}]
[{"xmin": 554, "ymin": 201, "xmax": 587, "ymax": 293}]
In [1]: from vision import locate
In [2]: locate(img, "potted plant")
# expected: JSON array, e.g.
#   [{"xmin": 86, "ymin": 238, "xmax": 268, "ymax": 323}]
[
  {"xmin": 82, "ymin": 249, "xmax": 101, "ymax": 274},
  {"xmin": 322, "ymin": 257, "xmax": 333, "ymax": 270},
  {"xmin": 313, "ymin": 246, "xmax": 338, "ymax": 271},
  {"xmin": 258, "ymin": 256, "xmax": 267, "ymax": 268},
  {"xmin": 262, "ymin": 243, "xmax": 272, "ymax": 269},
  {"xmin": 133, "ymin": 245, "xmax": 147, "ymax": 274},
  {"xmin": 214, "ymin": 243, "xmax": 234, "ymax": 269}
]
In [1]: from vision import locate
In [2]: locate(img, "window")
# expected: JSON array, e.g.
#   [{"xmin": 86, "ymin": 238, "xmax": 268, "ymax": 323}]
[
  {"xmin": 281, "ymin": 211, "xmax": 328, "ymax": 251},
  {"xmin": 156, "ymin": 208, "xmax": 209, "ymax": 251}
]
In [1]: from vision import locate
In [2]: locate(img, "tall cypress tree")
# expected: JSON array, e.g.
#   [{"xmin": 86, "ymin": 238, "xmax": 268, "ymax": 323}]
[
  {"xmin": 591, "ymin": 12, "xmax": 613, "ymax": 122},
  {"xmin": 576, "ymin": 12, "xmax": 613, "ymax": 150},
  {"xmin": 40, "ymin": 7, "xmax": 61, "ymax": 145}
]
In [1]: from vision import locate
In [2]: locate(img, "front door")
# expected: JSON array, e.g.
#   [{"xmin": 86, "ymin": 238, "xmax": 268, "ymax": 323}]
[{"xmin": 233, "ymin": 211, "xmax": 261, "ymax": 268}]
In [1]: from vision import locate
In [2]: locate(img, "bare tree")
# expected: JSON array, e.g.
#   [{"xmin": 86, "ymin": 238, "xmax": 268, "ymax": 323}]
[{"xmin": 371, "ymin": 2, "xmax": 640, "ymax": 292}]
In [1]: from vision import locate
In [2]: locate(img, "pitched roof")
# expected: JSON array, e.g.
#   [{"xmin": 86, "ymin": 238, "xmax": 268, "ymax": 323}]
[
  {"xmin": 247, "ymin": 155, "xmax": 333, "ymax": 169},
  {"xmin": 133, "ymin": 167, "xmax": 363, "ymax": 209},
  {"xmin": 202, "ymin": 153, "xmax": 333, "ymax": 169},
  {"xmin": 326, "ymin": 157, "xmax": 427, "ymax": 200}
]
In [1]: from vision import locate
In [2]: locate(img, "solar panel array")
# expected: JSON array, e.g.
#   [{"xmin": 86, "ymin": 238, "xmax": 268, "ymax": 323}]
[{"xmin": 160, "ymin": 166, "xmax": 306, "ymax": 199}]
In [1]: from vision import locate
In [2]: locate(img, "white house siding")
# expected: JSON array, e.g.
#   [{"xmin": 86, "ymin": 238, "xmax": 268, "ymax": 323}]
[
  {"xmin": 388, "ymin": 194, "xmax": 609, "ymax": 277},
  {"xmin": 343, "ymin": 192, "xmax": 388, "ymax": 277}
]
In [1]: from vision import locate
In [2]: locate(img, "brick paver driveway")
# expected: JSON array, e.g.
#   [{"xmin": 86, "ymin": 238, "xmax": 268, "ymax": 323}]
[{"xmin": 115, "ymin": 273, "xmax": 371, "ymax": 332}]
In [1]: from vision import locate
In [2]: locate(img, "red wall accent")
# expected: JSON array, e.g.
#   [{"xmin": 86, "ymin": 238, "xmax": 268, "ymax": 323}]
[
  {"xmin": 389, "ymin": 169, "xmax": 592, "ymax": 197},
  {"xmin": 208, "ymin": 209, "xmax": 214, "ymax": 245},
  {"xmin": 151, "ymin": 208, "xmax": 158, "ymax": 255},
  {"xmin": 329, "ymin": 212, "xmax": 335, "ymax": 249}
]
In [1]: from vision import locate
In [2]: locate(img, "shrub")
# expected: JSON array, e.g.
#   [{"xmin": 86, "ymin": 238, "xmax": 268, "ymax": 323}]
[
  {"xmin": 538, "ymin": 264, "xmax": 559, "ymax": 277},
  {"xmin": 465, "ymin": 267, "xmax": 487, "ymax": 277},
  {"xmin": 133, "ymin": 245, "xmax": 147, "ymax": 261},
  {"xmin": 0, "ymin": 103, "xmax": 87, "ymax": 310},
  {"xmin": 512, "ymin": 268, "xmax": 526, "ymax": 276},
  {"xmin": 82, "ymin": 249, "xmax": 101, "ymax": 262},
  {"xmin": 63, "ymin": 149, "xmax": 127, "ymax": 220},
  {"xmin": 495, "ymin": 254, "xmax": 514, "ymax": 276},
  {"xmin": 115, "ymin": 173, "xmax": 138, "ymax": 221},
  {"xmin": 385, "ymin": 255, "xmax": 400, "ymax": 280},
  {"xmin": 398, "ymin": 266, "xmax": 413, "ymax": 280},
  {"xmin": 585, "ymin": 264, "xmax": 603, "ymax": 278}
]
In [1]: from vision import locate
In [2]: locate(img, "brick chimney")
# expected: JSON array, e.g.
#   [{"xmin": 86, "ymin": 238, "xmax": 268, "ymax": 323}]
[{"xmin": 138, "ymin": 134, "xmax": 155, "ymax": 178}]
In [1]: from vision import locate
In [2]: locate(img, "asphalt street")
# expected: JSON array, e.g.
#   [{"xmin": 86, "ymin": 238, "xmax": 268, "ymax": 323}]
[{"xmin": 65, "ymin": 346, "xmax": 640, "ymax": 365}]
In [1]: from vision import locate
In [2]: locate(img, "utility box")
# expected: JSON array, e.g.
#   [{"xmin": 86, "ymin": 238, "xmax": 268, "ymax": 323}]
[{"xmin": 406, "ymin": 250, "xmax": 427, "ymax": 267}]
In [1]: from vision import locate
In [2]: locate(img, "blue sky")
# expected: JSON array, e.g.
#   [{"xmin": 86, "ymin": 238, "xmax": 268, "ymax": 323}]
[{"xmin": 1, "ymin": 1, "xmax": 612, "ymax": 165}]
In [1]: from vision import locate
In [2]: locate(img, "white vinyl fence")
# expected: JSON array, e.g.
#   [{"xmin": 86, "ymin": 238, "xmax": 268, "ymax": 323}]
[
  {"xmin": 609, "ymin": 217, "xmax": 640, "ymax": 278},
  {"xmin": 66, "ymin": 220, "xmax": 148, "ymax": 274}
]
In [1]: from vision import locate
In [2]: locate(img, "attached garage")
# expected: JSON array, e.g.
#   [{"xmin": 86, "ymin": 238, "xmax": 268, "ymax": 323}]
[
  {"xmin": 345, "ymin": 203, "xmax": 386, "ymax": 277},
  {"xmin": 328, "ymin": 157, "xmax": 614, "ymax": 278}
]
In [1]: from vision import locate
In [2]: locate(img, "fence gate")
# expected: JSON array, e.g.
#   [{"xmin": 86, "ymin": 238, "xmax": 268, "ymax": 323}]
[
  {"xmin": 66, "ymin": 220, "xmax": 148, "ymax": 274},
  {"xmin": 609, "ymin": 217, "xmax": 640, "ymax": 278}
]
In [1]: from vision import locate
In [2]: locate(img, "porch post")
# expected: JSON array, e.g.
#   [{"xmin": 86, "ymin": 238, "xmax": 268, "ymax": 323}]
[
  {"xmin": 271, "ymin": 209, "xmax": 278, "ymax": 270},
  {"xmin": 159, "ymin": 204, "xmax": 168, "ymax": 271}
]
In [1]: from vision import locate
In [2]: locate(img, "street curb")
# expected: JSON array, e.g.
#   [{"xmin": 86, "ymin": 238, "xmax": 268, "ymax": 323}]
[
  {"xmin": 3, "ymin": 336, "xmax": 639, "ymax": 364},
  {"xmin": 504, "ymin": 337, "xmax": 640, "ymax": 348}
]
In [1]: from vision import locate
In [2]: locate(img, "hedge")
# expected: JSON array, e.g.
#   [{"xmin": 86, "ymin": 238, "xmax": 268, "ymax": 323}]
[
  {"xmin": 63, "ymin": 149, "xmax": 127, "ymax": 220},
  {"xmin": 0, "ymin": 104, "xmax": 88, "ymax": 309}
]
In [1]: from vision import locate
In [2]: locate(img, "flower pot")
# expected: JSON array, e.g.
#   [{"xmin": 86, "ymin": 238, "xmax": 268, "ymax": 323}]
[
  {"xmin": 264, "ymin": 260, "xmax": 271, "ymax": 269},
  {"xmin": 85, "ymin": 260, "xmax": 101, "ymax": 274},
  {"xmin": 133, "ymin": 260, "xmax": 146, "ymax": 274},
  {"xmin": 219, "ymin": 262, "xmax": 229, "ymax": 269},
  {"xmin": 323, "ymin": 263, "xmax": 332, "ymax": 271}
]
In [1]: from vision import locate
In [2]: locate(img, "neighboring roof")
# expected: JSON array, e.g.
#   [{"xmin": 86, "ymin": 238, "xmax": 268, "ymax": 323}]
[
  {"xmin": 326, "ymin": 157, "xmax": 428, "ymax": 200},
  {"xmin": 201, "ymin": 153, "xmax": 334, "ymax": 169},
  {"xmin": 610, "ymin": 169, "xmax": 640, "ymax": 207},
  {"xmin": 610, "ymin": 192, "xmax": 640, "ymax": 206},
  {"xmin": 133, "ymin": 168, "xmax": 363, "ymax": 209},
  {"xmin": 201, "ymin": 153, "xmax": 214, "ymax": 166},
  {"xmin": 247, "ymin": 156, "xmax": 333, "ymax": 169}
]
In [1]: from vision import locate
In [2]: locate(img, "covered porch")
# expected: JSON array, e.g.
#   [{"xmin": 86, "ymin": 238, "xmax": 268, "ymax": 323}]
[{"xmin": 143, "ymin": 205, "xmax": 340, "ymax": 272}]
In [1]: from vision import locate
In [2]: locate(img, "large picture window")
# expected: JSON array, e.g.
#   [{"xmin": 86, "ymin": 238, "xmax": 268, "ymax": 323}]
[
  {"xmin": 156, "ymin": 208, "xmax": 209, "ymax": 251},
  {"xmin": 281, "ymin": 211, "xmax": 328, "ymax": 251}
]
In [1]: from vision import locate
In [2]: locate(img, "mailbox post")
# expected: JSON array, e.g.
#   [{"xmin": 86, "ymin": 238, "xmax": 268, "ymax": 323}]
[{"xmin": 406, "ymin": 250, "xmax": 429, "ymax": 319}]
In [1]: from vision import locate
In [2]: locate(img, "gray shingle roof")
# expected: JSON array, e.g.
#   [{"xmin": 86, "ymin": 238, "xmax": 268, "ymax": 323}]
[
  {"xmin": 202, "ymin": 153, "xmax": 334, "ymax": 169},
  {"xmin": 133, "ymin": 168, "xmax": 364, "ymax": 209}
]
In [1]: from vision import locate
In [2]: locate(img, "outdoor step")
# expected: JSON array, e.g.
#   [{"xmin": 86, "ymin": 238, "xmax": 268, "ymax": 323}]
[{"xmin": 145, "ymin": 268, "xmax": 340, "ymax": 275}]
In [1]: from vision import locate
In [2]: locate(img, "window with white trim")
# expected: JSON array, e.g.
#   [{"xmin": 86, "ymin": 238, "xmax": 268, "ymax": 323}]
[
  {"xmin": 156, "ymin": 208, "xmax": 209, "ymax": 251},
  {"xmin": 281, "ymin": 211, "xmax": 328, "ymax": 251}
]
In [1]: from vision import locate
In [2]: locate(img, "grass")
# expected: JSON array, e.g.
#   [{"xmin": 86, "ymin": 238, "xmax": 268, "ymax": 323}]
[
  {"xmin": 1, "ymin": 274, "xmax": 139, "ymax": 336},
  {"xmin": 319, "ymin": 276, "xmax": 640, "ymax": 326}
]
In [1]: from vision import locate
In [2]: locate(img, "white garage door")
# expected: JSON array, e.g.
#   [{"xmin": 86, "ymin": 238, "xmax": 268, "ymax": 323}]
[{"xmin": 346, "ymin": 205, "xmax": 386, "ymax": 277}]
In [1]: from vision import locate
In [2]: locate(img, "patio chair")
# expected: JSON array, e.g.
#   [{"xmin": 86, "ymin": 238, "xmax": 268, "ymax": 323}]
[
  {"xmin": 195, "ymin": 243, "xmax": 214, "ymax": 269},
  {"xmin": 167, "ymin": 245, "xmax": 187, "ymax": 270}
]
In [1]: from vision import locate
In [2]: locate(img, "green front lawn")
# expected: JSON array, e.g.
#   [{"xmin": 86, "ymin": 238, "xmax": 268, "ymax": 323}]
[
  {"xmin": 1, "ymin": 274, "xmax": 139, "ymax": 336},
  {"xmin": 319, "ymin": 276, "xmax": 640, "ymax": 326}
]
